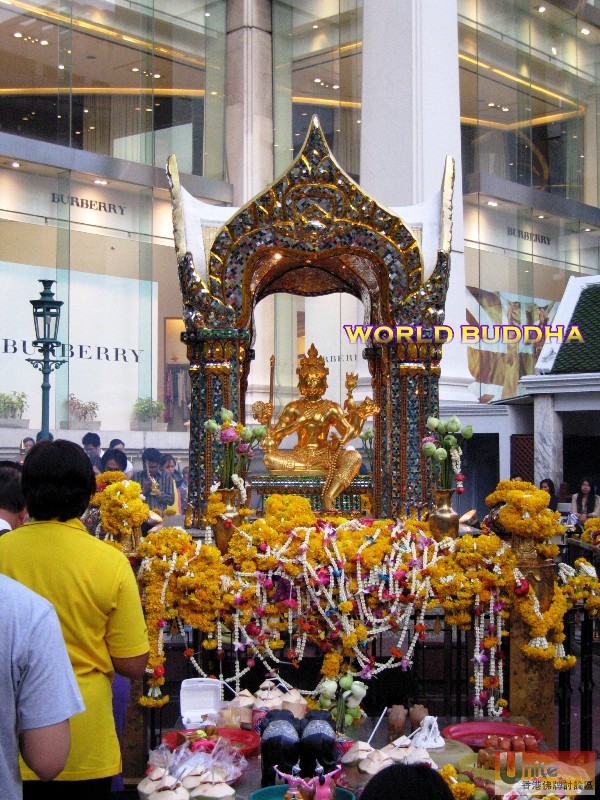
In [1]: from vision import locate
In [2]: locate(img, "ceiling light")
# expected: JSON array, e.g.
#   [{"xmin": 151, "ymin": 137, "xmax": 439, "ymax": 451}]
[
  {"xmin": 153, "ymin": 73, "xmax": 161, "ymax": 79},
  {"xmin": 75, "ymin": 130, "xmax": 81, "ymax": 135},
  {"xmin": 205, "ymin": 12, "xmax": 210, "ymax": 16},
  {"xmin": 13, "ymin": 32, "xmax": 22, "ymax": 38},
  {"xmin": 58, "ymin": 64, "xmax": 64, "ymax": 70},
  {"xmin": 501, "ymin": 106, "xmax": 509, "ymax": 112},
  {"xmin": 94, "ymin": 179, "xmax": 107, "ymax": 185},
  {"xmin": 581, "ymin": 28, "xmax": 590, "ymax": 36},
  {"xmin": 210, "ymin": 91, "xmax": 218, "ymax": 96},
  {"xmin": 332, "ymin": 84, "xmax": 339, "ymax": 89},
  {"xmin": 295, "ymin": 133, "xmax": 300, "ymax": 136},
  {"xmin": 551, "ymin": 47, "xmax": 557, "ymax": 55},
  {"xmin": 538, "ymin": 215, "xmax": 544, "ymax": 219},
  {"xmin": 89, "ymin": 126, "xmax": 95, "ymax": 130},
  {"xmin": 538, "ymin": 6, "xmax": 546, "ymax": 12},
  {"xmin": 146, "ymin": 107, "xmax": 152, "ymax": 112},
  {"xmin": 487, "ymin": 102, "xmax": 495, "ymax": 107},
  {"xmin": 313, "ymin": 24, "xmax": 319, "ymax": 29},
  {"xmin": 40, "ymin": 40, "xmax": 48, "ymax": 45},
  {"xmin": 11, "ymin": 161, "xmax": 20, "ymax": 168},
  {"xmin": 357, "ymin": 119, "xmax": 361, "ymax": 124},
  {"xmin": 487, "ymin": 201, "xmax": 498, "ymax": 207},
  {"xmin": 584, "ymin": 228, "xmax": 591, "ymax": 232},
  {"xmin": 132, "ymin": 67, "xmax": 139, "ymax": 72},
  {"xmin": 314, "ymin": 78, "xmax": 321, "ymax": 83},
  {"xmin": 83, "ymin": 108, "xmax": 89, "ymax": 113}
]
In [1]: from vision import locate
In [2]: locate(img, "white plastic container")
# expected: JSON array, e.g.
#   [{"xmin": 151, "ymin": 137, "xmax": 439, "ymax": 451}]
[{"xmin": 179, "ymin": 678, "xmax": 222, "ymax": 729}]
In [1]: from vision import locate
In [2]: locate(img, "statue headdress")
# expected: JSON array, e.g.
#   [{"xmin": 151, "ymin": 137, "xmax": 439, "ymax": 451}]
[{"xmin": 297, "ymin": 343, "xmax": 328, "ymax": 380}]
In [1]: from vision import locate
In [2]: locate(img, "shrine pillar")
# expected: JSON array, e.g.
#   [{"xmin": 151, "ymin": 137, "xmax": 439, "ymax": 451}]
[
  {"xmin": 508, "ymin": 536, "xmax": 556, "ymax": 746},
  {"xmin": 183, "ymin": 328, "xmax": 251, "ymax": 528}
]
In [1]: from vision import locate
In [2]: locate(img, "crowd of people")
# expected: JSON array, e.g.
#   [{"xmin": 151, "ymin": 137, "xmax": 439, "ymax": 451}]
[
  {"xmin": 0, "ymin": 438, "xmax": 150, "ymax": 800},
  {"xmin": 1, "ymin": 434, "xmax": 190, "ymax": 799}
]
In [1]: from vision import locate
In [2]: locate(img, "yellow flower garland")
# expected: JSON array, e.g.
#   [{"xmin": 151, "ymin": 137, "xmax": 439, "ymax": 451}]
[{"xmin": 135, "ymin": 486, "xmax": 600, "ymax": 710}]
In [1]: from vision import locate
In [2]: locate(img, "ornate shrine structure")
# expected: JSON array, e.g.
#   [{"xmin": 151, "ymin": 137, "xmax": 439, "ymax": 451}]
[{"xmin": 167, "ymin": 117, "xmax": 455, "ymax": 524}]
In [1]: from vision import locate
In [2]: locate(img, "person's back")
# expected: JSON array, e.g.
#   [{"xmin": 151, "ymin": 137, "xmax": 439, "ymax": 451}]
[
  {"xmin": 0, "ymin": 574, "xmax": 84, "ymax": 800},
  {"xmin": 0, "ymin": 440, "xmax": 148, "ymax": 798}
]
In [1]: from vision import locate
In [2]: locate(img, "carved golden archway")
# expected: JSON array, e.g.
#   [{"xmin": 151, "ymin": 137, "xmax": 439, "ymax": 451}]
[{"xmin": 168, "ymin": 116, "xmax": 454, "ymax": 523}]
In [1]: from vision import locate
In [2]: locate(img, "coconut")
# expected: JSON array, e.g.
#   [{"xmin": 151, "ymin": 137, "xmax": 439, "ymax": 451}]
[
  {"xmin": 138, "ymin": 775, "xmax": 164, "ymax": 799},
  {"xmin": 189, "ymin": 783, "xmax": 235, "ymax": 799},
  {"xmin": 142, "ymin": 773, "xmax": 178, "ymax": 798},
  {"xmin": 254, "ymin": 688, "xmax": 284, "ymax": 711},
  {"xmin": 139, "ymin": 767, "xmax": 169, "ymax": 799},
  {"xmin": 386, "ymin": 735, "xmax": 412, "ymax": 748},
  {"xmin": 388, "ymin": 744, "xmax": 434, "ymax": 766},
  {"xmin": 341, "ymin": 741, "xmax": 374, "ymax": 767},
  {"xmin": 182, "ymin": 775, "xmax": 205, "ymax": 791},
  {"xmin": 231, "ymin": 689, "xmax": 255, "ymax": 728},
  {"xmin": 148, "ymin": 785, "xmax": 190, "ymax": 800},
  {"xmin": 357, "ymin": 751, "xmax": 395, "ymax": 776},
  {"xmin": 282, "ymin": 688, "xmax": 308, "ymax": 719}
]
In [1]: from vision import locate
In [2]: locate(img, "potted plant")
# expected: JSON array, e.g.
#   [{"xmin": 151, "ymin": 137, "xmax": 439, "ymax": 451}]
[
  {"xmin": 132, "ymin": 397, "xmax": 167, "ymax": 430},
  {"xmin": 0, "ymin": 391, "xmax": 29, "ymax": 428},
  {"xmin": 60, "ymin": 393, "xmax": 101, "ymax": 430}
]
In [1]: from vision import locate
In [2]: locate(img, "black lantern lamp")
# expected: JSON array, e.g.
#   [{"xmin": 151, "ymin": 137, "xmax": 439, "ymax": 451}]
[
  {"xmin": 31, "ymin": 279, "xmax": 63, "ymax": 343},
  {"xmin": 27, "ymin": 280, "xmax": 67, "ymax": 441}
]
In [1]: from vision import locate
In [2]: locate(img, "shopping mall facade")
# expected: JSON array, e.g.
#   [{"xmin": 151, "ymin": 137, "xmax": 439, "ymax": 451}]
[{"xmin": 1, "ymin": 0, "xmax": 599, "ymax": 513}]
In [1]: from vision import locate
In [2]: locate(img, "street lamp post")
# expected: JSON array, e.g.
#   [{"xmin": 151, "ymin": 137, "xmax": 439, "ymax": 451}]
[{"xmin": 26, "ymin": 280, "xmax": 67, "ymax": 441}]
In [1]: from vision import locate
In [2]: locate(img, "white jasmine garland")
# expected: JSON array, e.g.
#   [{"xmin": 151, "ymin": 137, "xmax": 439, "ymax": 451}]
[{"xmin": 231, "ymin": 473, "xmax": 246, "ymax": 505}]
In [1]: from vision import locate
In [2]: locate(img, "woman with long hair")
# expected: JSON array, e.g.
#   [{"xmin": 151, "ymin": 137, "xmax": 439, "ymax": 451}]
[
  {"xmin": 539, "ymin": 478, "xmax": 558, "ymax": 512},
  {"xmin": 571, "ymin": 477, "xmax": 600, "ymax": 527}
]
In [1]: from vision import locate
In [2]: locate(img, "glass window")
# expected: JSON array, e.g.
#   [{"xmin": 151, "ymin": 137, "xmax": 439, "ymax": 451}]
[
  {"xmin": 0, "ymin": 0, "xmax": 226, "ymax": 178},
  {"xmin": 458, "ymin": 0, "xmax": 599, "ymax": 202},
  {"xmin": 272, "ymin": 0, "xmax": 363, "ymax": 179}
]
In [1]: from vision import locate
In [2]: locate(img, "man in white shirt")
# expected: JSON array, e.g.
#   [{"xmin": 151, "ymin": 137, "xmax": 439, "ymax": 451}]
[{"xmin": 0, "ymin": 573, "xmax": 85, "ymax": 800}]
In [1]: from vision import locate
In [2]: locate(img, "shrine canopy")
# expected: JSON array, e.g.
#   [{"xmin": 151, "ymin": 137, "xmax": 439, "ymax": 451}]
[
  {"xmin": 167, "ymin": 115, "xmax": 454, "ymax": 334},
  {"xmin": 167, "ymin": 116, "xmax": 455, "ymax": 516}
]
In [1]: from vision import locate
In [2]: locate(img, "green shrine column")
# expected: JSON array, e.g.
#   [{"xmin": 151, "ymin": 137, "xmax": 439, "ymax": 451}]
[
  {"xmin": 383, "ymin": 341, "xmax": 443, "ymax": 517},
  {"xmin": 183, "ymin": 328, "xmax": 250, "ymax": 528}
]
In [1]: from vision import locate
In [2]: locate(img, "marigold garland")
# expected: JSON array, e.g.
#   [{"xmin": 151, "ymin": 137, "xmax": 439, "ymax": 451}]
[
  {"xmin": 83, "ymin": 471, "xmax": 149, "ymax": 551},
  {"xmin": 132, "ymin": 487, "xmax": 600, "ymax": 712}
]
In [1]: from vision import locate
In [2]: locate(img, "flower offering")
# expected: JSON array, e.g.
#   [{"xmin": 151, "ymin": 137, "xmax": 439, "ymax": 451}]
[
  {"xmin": 204, "ymin": 407, "xmax": 267, "ymax": 489},
  {"xmin": 421, "ymin": 415, "xmax": 472, "ymax": 491}
]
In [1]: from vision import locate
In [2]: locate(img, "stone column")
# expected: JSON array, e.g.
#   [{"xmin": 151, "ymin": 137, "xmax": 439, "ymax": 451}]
[
  {"xmin": 226, "ymin": 0, "xmax": 274, "ymax": 205},
  {"xmin": 360, "ymin": 0, "xmax": 475, "ymax": 405},
  {"xmin": 533, "ymin": 394, "xmax": 563, "ymax": 489}
]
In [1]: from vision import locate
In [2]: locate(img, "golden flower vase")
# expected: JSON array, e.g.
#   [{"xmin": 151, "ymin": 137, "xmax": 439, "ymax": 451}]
[
  {"xmin": 428, "ymin": 487, "xmax": 459, "ymax": 540},
  {"xmin": 121, "ymin": 526, "xmax": 142, "ymax": 558},
  {"xmin": 213, "ymin": 487, "xmax": 242, "ymax": 555}
]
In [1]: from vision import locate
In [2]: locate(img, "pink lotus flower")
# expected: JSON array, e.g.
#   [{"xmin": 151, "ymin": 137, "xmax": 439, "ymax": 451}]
[{"xmin": 220, "ymin": 427, "xmax": 239, "ymax": 443}]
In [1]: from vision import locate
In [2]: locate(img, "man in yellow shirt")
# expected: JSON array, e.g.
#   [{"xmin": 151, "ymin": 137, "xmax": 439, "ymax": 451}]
[{"xmin": 0, "ymin": 439, "xmax": 149, "ymax": 800}]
